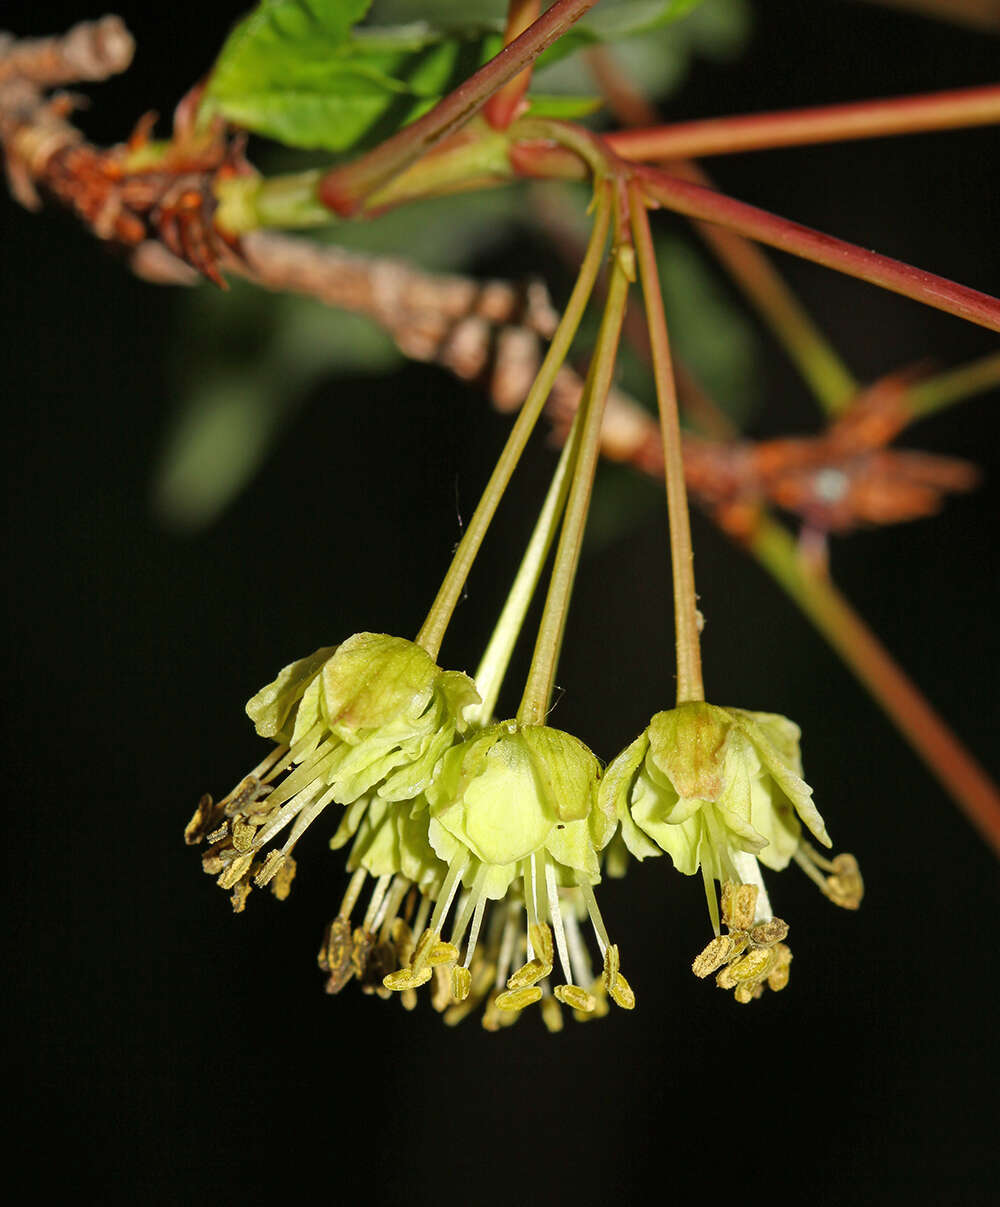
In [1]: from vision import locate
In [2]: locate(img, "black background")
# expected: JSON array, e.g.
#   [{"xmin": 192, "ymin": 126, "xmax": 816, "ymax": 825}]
[{"xmin": 3, "ymin": 2, "xmax": 999, "ymax": 1204}]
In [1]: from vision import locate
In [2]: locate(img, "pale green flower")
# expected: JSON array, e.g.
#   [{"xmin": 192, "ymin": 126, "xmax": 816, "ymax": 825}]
[
  {"xmin": 379, "ymin": 721, "xmax": 636, "ymax": 1020},
  {"xmin": 600, "ymin": 701, "xmax": 830, "ymax": 934},
  {"xmin": 184, "ymin": 632, "xmax": 479, "ymax": 912}
]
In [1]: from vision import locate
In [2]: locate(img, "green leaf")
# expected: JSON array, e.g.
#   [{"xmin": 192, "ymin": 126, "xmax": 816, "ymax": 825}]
[
  {"xmin": 535, "ymin": 0, "xmax": 707, "ymax": 68},
  {"xmin": 202, "ymin": 2, "xmax": 500, "ymax": 151}
]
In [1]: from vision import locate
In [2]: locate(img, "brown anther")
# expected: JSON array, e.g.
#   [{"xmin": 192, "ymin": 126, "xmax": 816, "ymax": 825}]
[
  {"xmin": 360, "ymin": 941, "xmax": 396, "ymax": 997},
  {"xmin": 185, "ymin": 793, "xmax": 224, "ymax": 844},
  {"xmin": 722, "ymin": 882, "xmax": 758, "ymax": 931},
  {"xmin": 350, "ymin": 927, "xmax": 375, "ymax": 979},
  {"xmin": 319, "ymin": 916, "xmax": 354, "ymax": 993},
  {"xmin": 692, "ymin": 934, "xmax": 736, "ymax": 978},
  {"xmin": 269, "ymin": 854, "xmax": 296, "ymax": 900},
  {"xmin": 229, "ymin": 878, "xmax": 251, "ymax": 914},
  {"xmin": 554, "ymin": 984, "xmax": 597, "ymax": 1013},
  {"xmin": 750, "ymin": 917, "xmax": 789, "ymax": 947},
  {"xmin": 825, "ymin": 854, "xmax": 864, "ymax": 909}
]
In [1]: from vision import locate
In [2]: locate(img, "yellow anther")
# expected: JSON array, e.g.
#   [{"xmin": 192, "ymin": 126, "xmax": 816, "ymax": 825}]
[
  {"xmin": 602, "ymin": 944, "xmax": 621, "ymax": 988},
  {"xmin": 229, "ymin": 879, "xmax": 251, "ymax": 914},
  {"xmin": 727, "ymin": 946, "xmax": 777, "ymax": 985},
  {"xmin": 529, "ymin": 923, "xmax": 554, "ymax": 967},
  {"xmin": 608, "ymin": 971, "xmax": 636, "ymax": 1010},
  {"xmin": 205, "ymin": 822, "xmax": 229, "ymax": 846},
  {"xmin": 826, "ymin": 854, "xmax": 864, "ymax": 910},
  {"xmin": 231, "ymin": 821, "xmax": 256, "ymax": 852},
  {"xmin": 401, "ymin": 988, "xmax": 419, "ymax": 1011},
  {"xmin": 411, "ymin": 926, "xmax": 438, "ymax": 972},
  {"xmin": 351, "ymin": 927, "xmax": 375, "ymax": 978},
  {"xmin": 506, "ymin": 958, "xmax": 551, "ymax": 990},
  {"xmin": 495, "ymin": 985, "xmax": 543, "ymax": 1011},
  {"xmin": 734, "ymin": 983, "xmax": 757, "ymax": 1004},
  {"xmin": 750, "ymin": 917, "xmax": 789, "ymax": 947},
  {"xmin": 429, "ymin": 940, "xmax": 460, "ymax": 967},
  {"xmin": 541, "ymin": 996, "xmax": 564, "ymax": 1033},
  {"xmin": 253, "ymin": 849, "xmax": 284, "ymax": 887},
  {"xmin": 554, "ymin": 984, "xmax": 597, "ymax": 1013},
  {"xmin": 216, "ymin": 852, "xmax": 253, "ymax": 890},
  {"xmin": 431, "ymin": 965, "xmax": 453, "ymax": 1012},
  {"xmin": 382, "ymin": 966, "xmax": 432, "ymax": 992},
  {"xmin": 692, "ymin": 934, "xmax": 736, "ymax": 978},
  {"xmin": 451, "ymin": 965, "xmax": 472, "ymax": 1002},
  {"xmin": 185, "ymin": 793, "xmax": 220, "ymax": 845},
  {"xmin": 270, "ymin": 854, "xmax": 297, "ymax": 900},
  {"xmin": 767, "ymin": 943, "xmax": 792, "ymax": 992}
]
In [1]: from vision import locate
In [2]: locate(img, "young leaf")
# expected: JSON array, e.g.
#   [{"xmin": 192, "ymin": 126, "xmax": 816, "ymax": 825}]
[{"xmin": 201, "ymin": 2, "xmax": 499, "ymax": 151}]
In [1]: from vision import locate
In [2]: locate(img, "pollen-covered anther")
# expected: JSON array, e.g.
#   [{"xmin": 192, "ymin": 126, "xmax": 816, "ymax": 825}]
[
  {"xmin": 750, "ymin": 917, "xmax": 789, "ymax": 946},
  {"xmin": 351, "ymin": 928, "xmax": 375, "ymax": 979},
  {"xmin": 216, "ymin": 852, "xmax": 253, "ymax": 891},
  {"xmin": 529, "ymin": 923, "xmax": 555, "ymax": 968},
  {"xmin": 496, "ymin": 985, "xmax": 543, "ymax": 1011},
  {"xmin": 253, "ymin": 849, "xmax": 285, "ymax": 887},
  {"xmin": 319, "ymin": 915, "xmax": 354, "ymax": 993},
  {"xmin": 554, "ymin": 984, "xmax": 597, "ymax": 1013},
  {"xmin": 795, "ymin": 841, "xmax": 864, "ymax": 910},
  {"xmin": 722, "ymin": 881, "xmax": 759, "ymax": 932},
  {"xmin": 230, "ymin": 821, "xmax": 256, "ymax": 852},
  {"xmin": 506, "ymin": 958, "xmax": 552, "ymax": 990},
  {"xmin": 383, "ymin": 966, "xmax": 433, "ymax": 992},
  {"xmin": 269, "ymin": 855, "xmax": 296, "ymax": 900},
  {"xmin": 451, "ymin": 965, "xmax": 472, "ymax": 1002},
  {"xmin": 692, "ymin": 934, "xmax": 738, "ymax": 978},
  {"xmin": 429, "ymin": 941, "xmax": 460, "ymax": 967},
  {"xmin": 601, "ymin": 944, "xmax": 636, "ymax": 1009}
]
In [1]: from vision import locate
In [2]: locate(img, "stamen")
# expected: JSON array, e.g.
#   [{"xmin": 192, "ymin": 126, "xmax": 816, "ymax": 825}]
[
  {"xmin": 563, "ymin": 907, "xmax": 595, "ymax": 989},
  {"xmin": 463, "ymin": 891, "xmax": 489, "ymax": 970},
  {"xmin": 373, "ymin": 874, "xmax": 409, "ymax": 935},
  {"xmin": 580, "ymin": 882, "xmax": 610, "ymax": 956},
  {"xmin": 278, "ymin": 783, "xmax": 339, "ymax": 854},
  {"xmin": 339, "ymin": 867, "xmax": 368, "ymax": 919},
  {"xmin": 411, "ymin": 891, "xmax": 433, "ymax": 942},
  {"xmin": 362, "ymin": 874, "xmax": 392, "ymax": 931},
  {"xmin": 494, "ymin": 899, "xmax": 521, "ymax": 990},
  {"xmin": 731, "ymin": 852, "xmax": 773, "ymax": 923},
  {"xmin": 544, "ymin": 859, "xmax": 575, "ymax": 987},
  {"xmin": 427, "ymin": 855, "xmax": 468, "ymax": 938}
]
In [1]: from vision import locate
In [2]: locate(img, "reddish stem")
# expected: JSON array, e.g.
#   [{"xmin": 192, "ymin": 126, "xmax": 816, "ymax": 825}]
[
  {"xmin": 752, "ymin": 518, "xmax": 1000, "ymax": 859},
  {"xmin": 636, "ymin": 165, "xmax": 1000, "ymax": 333},
  {"xmin": 607, "ymin": 84, "xmax": 1000, "ymax": 161},
  {"xmin": 319, "ymin": 0, "xmax": 598, "ymax": 216},
  {"xmin": 485, "ymin": 0, "xmax": 541, "ymax": 132}
]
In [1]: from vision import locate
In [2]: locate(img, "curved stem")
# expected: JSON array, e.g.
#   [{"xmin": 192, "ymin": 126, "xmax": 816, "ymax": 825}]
[
  {"xmin": 319, "ymin": 0, "xmax": 599, "ymax": 215},
  {"xmin": 470, "ymin": 413, "xmax": 582, "ymax": 726},
  {"xmin": 628, "ymin": 182, "xmax": 704, "ymax": 704},
  {"xmin": 415, "ymin": 186, "xmax": 612, "ymax": 659},
  {"xmin": 636, "ymin": 165, "xmax": 1000, "ymax": 333},
  {"xmin": 518, "ymin": 187, "xmax": 631, "ymax": 724},
  {"xmin": 750, "ymin": 516, "xmax": 1000, "ymax": 859}
]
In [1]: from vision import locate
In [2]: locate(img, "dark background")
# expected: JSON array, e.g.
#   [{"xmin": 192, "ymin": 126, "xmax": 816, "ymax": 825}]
[{"xmin": 3, "ymin": 2, "xmax": 998, "ymax": 1203}]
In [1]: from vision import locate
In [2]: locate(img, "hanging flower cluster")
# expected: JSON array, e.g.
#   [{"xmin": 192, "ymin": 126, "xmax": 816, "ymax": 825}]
[{"xmin": 186, "ymin": 181, "xmax": 862, "ymax": 1030}]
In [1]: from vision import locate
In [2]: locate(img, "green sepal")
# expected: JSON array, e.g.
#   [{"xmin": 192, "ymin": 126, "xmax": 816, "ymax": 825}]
[
  {"xmin": 246, "ymin": 645, "xmax": 337, "ymax": 741},
  {"xmin": 321, "ymin": 632, "xmax": 441, "ymax": 733}
]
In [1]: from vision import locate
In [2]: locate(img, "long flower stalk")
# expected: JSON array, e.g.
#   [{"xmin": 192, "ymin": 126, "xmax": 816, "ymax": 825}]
[
  {"xmin": 415, "ymin": 185, "xmax": 611, "ymax": 659},
  {"xmin": 518, "ymin": 185, "xmax": 630, "ymax": 724},
  {"xmin": 628, "ymin": 182, "xmax": 705, "ymax": 704}
]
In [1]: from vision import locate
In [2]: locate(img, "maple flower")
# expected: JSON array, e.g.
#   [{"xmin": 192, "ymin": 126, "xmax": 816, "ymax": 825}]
[
  {"xmin": 378, "ymin": 721, "xmax": 636, "ymax": 1024},
  {"xmin": 184, "ymin": 632, "xmax": 479, "ymax": 911}
]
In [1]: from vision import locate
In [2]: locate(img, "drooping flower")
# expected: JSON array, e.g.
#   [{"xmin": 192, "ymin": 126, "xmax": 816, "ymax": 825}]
[
  {"xmin": 378, "ymin": 720, "xmax": 636, "ymax": 1023},
  {"xmin": 184, "ymin": 632, "xmax": 479, "ymax": 911},
  {"xmin": 601, "ymin": 701, "xmax": 860, "ymax": 999}
]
